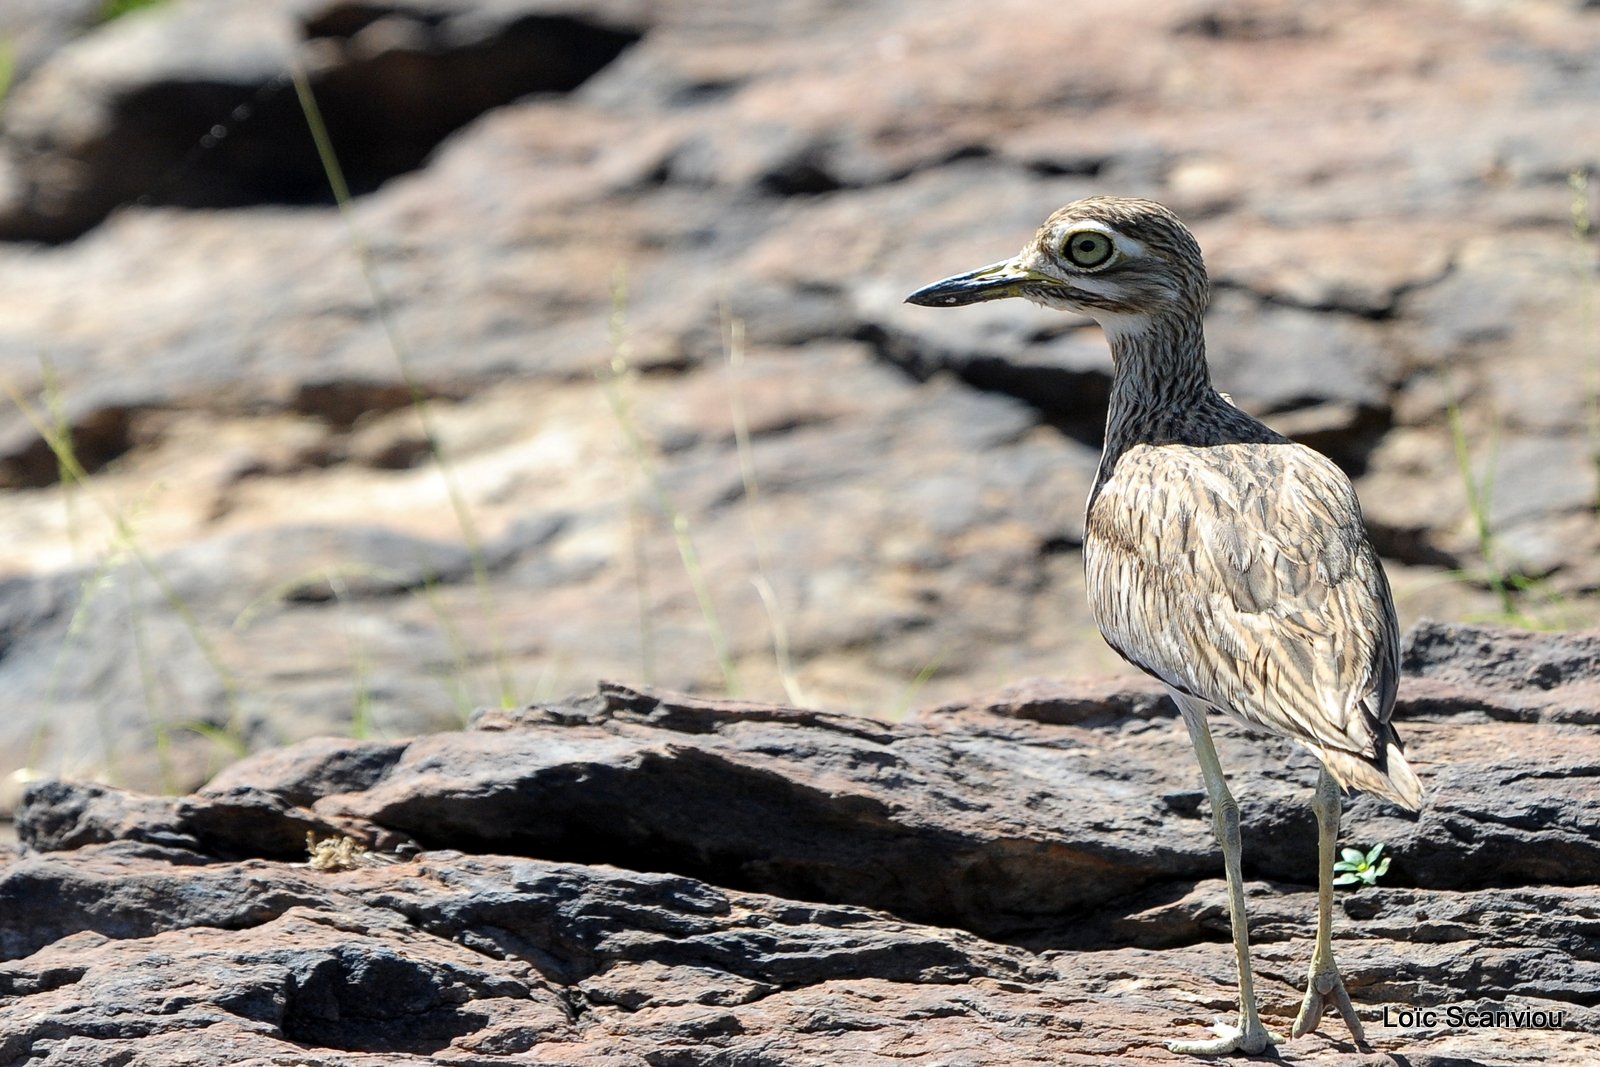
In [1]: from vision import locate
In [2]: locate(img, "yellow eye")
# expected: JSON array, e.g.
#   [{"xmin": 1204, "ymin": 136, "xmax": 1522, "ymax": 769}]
[{"xmin": 1062, "ymin": 231, "xmax": 1114, "ymax": 269}]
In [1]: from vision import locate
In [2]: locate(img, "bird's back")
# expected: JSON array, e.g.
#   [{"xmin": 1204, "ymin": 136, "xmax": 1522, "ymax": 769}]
[{"xmin": 1085, "ymin": 427, "xmax": 1421, "ymax": 809}]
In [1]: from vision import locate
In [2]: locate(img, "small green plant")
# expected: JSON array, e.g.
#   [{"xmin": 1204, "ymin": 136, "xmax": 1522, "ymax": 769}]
[
  {"xmin": 1333, "ymin": 842, "xmax": 1391, "ymax": 889},
  {"xmin": 1431, "ymin": 175, "xmax": 1600, "ymax": 631},
  {"xmin": 5, "ymin": 371, "xmax": 253, "ymax": 785},
  {"xmin": 722, "ymin": 308, "xmax": 805, "ymax": 707},
  {"xmin": 289, "ymin": 64, "xmax": 518, "ymax": 709},
  {"xmin": 99, "ymin": 0, "xmax": 171, "ymax": 22},
  {"xmin": 1440, "ymin": 379, "xmax": 1575, "ymax": 628},
  {"xmin": 886, "ymin": 652, "xmax": 944, "ymax": 723},
  {"xmin": 1443, "ymin": 381, "xmax": 1519, "ymax": 618},
  {"xmin": 0, "ymin": 39, "xmax": 15, "ymax": 111},
  {"xmin": 600, "ymin": 270, "xmax": 741, "ymax": 695},
  {"xmin": 1571, "ymin": 169, "xmax": 1600, "ymax": 513}
]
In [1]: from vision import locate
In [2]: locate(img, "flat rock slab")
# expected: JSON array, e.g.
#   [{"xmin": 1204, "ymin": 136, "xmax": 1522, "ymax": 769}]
[
  {"xmin": 4, "ymin": 623, "xmax": 1596, "ymax": 1064},
  {"xmin": 1, "ymin": 845, "xmax": 1592, "ymax": 1066},
  {"xmin": 5, "ymin": 0, "xmax": 1600, "ymax": 803}
]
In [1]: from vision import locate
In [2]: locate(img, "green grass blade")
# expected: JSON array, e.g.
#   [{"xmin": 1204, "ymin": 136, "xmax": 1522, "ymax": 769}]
[{"xmin": 288, "ymin": 62, "xmax": 518, "ymax": 709}]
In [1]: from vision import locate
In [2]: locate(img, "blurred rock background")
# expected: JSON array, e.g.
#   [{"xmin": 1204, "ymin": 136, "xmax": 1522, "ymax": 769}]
[{"xmin": 0, "ymin": 0, "xmax": 1596, "ymax": 810}]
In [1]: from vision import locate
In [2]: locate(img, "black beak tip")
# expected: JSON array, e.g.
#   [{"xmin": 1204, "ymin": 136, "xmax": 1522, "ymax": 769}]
[
  {"xmin": 904, "ymin": 261, "xmax": 1020, "ymax": 308},
  {"xmin": 903, "ymin": 284, "xmax": 964, "ymax": 308}
]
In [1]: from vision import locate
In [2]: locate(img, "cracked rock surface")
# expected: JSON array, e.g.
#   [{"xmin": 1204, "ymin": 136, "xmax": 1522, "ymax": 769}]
[
  {"xmin": 3, "ymin": 623, "xmax": 1597, "ymax": 1065},
  {"xmin": 1, "ymin": 0, "xmax": 1599, "ymax": 799}
]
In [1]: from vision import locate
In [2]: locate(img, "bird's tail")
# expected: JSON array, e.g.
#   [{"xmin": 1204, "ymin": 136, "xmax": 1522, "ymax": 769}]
[{"xmin": 1317, "ymin": 729, "xmax": 1423, "ymax": 811}]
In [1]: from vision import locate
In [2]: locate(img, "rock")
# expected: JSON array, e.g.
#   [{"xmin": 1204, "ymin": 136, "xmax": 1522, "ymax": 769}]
[
  {"xmin": 0, "ymin": 0, "xmax": 103, "ymax": 83},
  {"xmin": 0, "ymin": 0, "xmax": 646, "ymax": 241},
  {"xmin": 2, "ymin": 0, "xmax": 1600, "ymax": 813},
  {"xmin": 0, "ymin": 0, "xmax": 1596, "ymax": 1055},
  {"xmin": 0, "ymin": 343, "xmax": 1124, "ymax": 802},
  {"xmin": 6, "ymin": 849, "xmax": 1588, "ymax": 1064},
  {"xmin": 1204, "ymin": 218, "xmax": 1455, "ymax": 318},
  {"xmin": 9, "ymin": 780, "xmax": 192, "ymax": 854},
  {"xmin": 1399, "ymin": 619, "xmax": 1600, "ymax": 723},
  {"xmin": 3, "ymin": 624, "xmax": 1597, "ymax": 1064},
  {"xmin": 17, "ymin": 623, "xmax": 1600, "ymax": 923},
  {"xmin": 0, "ymin": 523, "xmax": 487, "ymax": 816}
]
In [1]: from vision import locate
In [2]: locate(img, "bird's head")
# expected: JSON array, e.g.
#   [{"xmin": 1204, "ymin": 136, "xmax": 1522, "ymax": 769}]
[{"xmin": 905, "ymin": 197, "xmax": 1209, "ymax": 333}]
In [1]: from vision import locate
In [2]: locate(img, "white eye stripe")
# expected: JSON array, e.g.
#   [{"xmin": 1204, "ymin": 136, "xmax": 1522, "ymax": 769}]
[{"xmin": 1067, "ymin": 275, "xmax": 1125, "ymax": 298}]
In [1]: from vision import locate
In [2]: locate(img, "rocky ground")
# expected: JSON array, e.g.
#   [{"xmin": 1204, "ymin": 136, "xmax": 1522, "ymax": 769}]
[
  {"xmin": 0, "ymin": 0, "xmax": 1596, "ymax": 802},
  {"xmin": 2, "ymin": 622, "xmax": 1596, "ymax": 1064},
  {"xmin": 3, "ymin": 3, "xmax": 1598, "ymax": 1064}
]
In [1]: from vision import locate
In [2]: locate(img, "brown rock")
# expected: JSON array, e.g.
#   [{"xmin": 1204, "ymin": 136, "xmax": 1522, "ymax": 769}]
[
  {"xmin": 2, "ymin": 0, "xmax": 1600, "ymax": 827},
  {"xmin": 0, "ymin": 0, "xmax": 1597, "ymax": 1055},
  {"xmin": 0, "ymin": 0, "xmax": 645, "ymax": 241},
  {"xmin": 4, "ymin": 629, "xmax": 1598, "ymax": 1064}
]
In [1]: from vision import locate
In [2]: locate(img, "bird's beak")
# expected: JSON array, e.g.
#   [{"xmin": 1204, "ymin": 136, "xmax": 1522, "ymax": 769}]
[{"xmin": 904, "ymin": 258, "xmax": 1050, "ymax": 307}]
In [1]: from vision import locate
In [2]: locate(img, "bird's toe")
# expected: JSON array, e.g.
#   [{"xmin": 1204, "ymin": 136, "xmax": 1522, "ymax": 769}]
[
  {"xmin": 1167, "ymin": 1017, "xmax": 1281, "ymax": 1057},
  {"xmin": 1293, "ymin": 966, "xmax": 1367, "ymax": 1045}
]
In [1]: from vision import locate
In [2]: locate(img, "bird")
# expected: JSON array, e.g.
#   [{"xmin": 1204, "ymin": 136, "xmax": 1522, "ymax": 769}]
[{"xmin": 905, "ymin": 196, "xmax": 1422, "ymax": 1056}]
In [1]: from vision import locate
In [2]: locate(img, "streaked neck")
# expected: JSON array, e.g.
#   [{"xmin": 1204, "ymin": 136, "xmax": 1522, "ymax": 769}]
[{"xmin": 1102, "ymin": 311, "xmax": 1215, "ymax": 453}]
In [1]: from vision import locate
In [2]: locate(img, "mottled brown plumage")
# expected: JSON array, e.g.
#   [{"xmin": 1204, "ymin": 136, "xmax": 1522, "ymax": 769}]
[
  {"xmin": 1087, "ymin": 441, "xmax": 1419, "ymax": 809},
  {"xmin": 908, "ymin": 196, "xmax": 1421, "ymax": 1055}
]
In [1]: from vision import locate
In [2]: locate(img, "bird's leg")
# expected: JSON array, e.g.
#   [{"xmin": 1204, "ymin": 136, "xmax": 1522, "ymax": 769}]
[
  {"xmin": 1292, "ymin": 766, "xmax": 1367, "ymax": 1045},
  {"xmin": 1169, "ymin": 701, "xmax": 1278, "ymax": 1056}
]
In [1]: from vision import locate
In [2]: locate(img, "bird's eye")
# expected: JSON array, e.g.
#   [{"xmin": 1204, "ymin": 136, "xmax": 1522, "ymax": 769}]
[{"xmin": 1062, "ymin": 231, "xmax": 1115, "ymax": 269}]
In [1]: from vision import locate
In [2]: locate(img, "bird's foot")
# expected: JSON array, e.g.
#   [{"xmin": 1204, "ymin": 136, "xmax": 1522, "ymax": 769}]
[
  {"xmin": 1292, "ymin": 963, "xmax": 1367, "ymax": 1045},
  {"xmin": 1167, "ymin": 1017, "xmax": 1281, "ymax": 1057}
]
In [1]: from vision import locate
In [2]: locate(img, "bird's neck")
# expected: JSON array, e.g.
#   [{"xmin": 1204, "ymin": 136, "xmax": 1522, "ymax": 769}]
[{"xmin": 1100, "ymin": 311, "xmax": 1219, "ymax": 455}]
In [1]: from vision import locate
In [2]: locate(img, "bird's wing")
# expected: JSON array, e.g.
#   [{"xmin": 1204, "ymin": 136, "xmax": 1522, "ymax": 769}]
[{"xmin": 1085, "ymin": 441, "xmax": 1399, "ymax": 760}]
